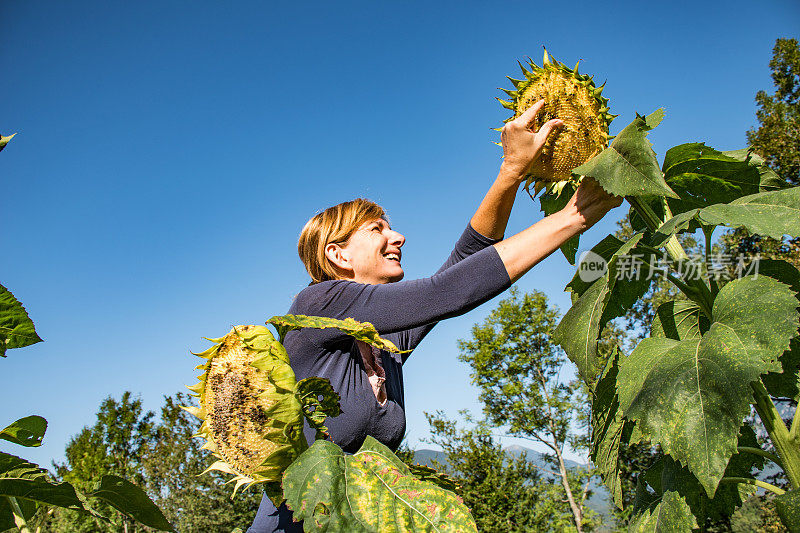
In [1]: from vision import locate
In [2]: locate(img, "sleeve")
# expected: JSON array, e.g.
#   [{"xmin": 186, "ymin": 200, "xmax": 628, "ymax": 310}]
[
  {"xmin": 391, "ymin": 224, "xmax": 505, "ymax": 351},
  {"xmin": 435, "ymin": 224, "xmax": 505, "ymax": 274},
  {"xmin": 293, "ymin": 224, "xmax": 511, "ymax": 358}
]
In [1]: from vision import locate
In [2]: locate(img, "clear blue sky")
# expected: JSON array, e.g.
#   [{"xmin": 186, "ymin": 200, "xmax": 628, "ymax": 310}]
[{"xmin": 2, "ymin": 0, "xmax": 798, "ymax": 468}]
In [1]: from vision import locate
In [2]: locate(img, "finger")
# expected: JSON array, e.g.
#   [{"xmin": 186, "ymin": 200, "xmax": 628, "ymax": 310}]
[
  {"xmin": 515, "ymin": 99, "xmax": 545, "ymax": 129},
  {"xmin": 537, "ymin": 118, "xmax": 564, "ymax": 140}
]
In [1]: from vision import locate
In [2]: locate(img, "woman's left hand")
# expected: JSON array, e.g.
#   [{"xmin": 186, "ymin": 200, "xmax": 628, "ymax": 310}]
[{"xmin": 563, "ymin": 177, "xmax": 624, "ymax": 232}]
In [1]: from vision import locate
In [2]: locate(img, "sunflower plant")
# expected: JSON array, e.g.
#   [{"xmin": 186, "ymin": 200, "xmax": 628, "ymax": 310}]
[{"xmin": 499, "ymin": 51, "xmax": 800, "ymax": 531}]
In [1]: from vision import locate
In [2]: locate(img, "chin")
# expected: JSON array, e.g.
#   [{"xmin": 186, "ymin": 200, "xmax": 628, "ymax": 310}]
[{"xmin": 386, "ymin": 269, "xmax": 404, "ymax": 283}]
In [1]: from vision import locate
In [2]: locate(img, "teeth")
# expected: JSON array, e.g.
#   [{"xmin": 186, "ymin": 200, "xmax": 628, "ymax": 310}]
[{"xmin": 385, "ymin": 253, "xmax": 400, "ymax": 261}]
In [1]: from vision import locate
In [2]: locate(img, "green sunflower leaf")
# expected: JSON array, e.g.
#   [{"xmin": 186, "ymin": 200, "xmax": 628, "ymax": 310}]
[
  {"xmin": 555, "ymin": 233, "xmax": 647, "ymax": 383},
  {"xmin": 0, "ymin": 283, "xmax": 43, "ymax": 357},
  {"xmin": 0, "ymin": 416, "xmax": 47, "ymax": 447},
  {"xmin": 539, "ymin": 181, "xmax": 580, "ymax": 264},
  {"xmin": 590, "ymin": 349, "xmax": 629, "ymax": 509},
  {"xmin": 0, "ymin": 477, "xmax": 85, "ymax": 511},
  {"xmin": 294, "ymin": 377, "xmax": 342, "ymax": 440},
  {"xmin": 699, "ymin": 187, "xmax": 800, "ymax": 240},
  {"xmin": 661, "ymin": 143, "xmax": 784, "ymax": 215},
  {"xmin": 618, "ymin": 275, "xmax": 799, "ymax": 496},
  {"xmin": 87, "ymin": 475, "xmax": 175, "ymax": 532},
  {"xmin": 757, "ymin": 260, "xmax": 800, "ymax": 401},
  {"xmin": 573, "ymin": 109, "xmax": 678, "ymax": 198},
  {"xmin": 628, "ymin": 490, "xmax": 696, "ymax": 532},
  {"xmin": 651, "ymin": 187, "xmax": 800, "ymax": 256},
  {"xmin": 0, "ymin": 452, "xmax": 47, "ymax": 479},
  {"xmin": 721, "ymin": 148, "xmax": 789, "ymax": 191},
  {"xmin": 267, "ymin": 314, "xmax": 406, "ymax": 353},
  {"xmin": 650, "ymin": 300, "xmax": 709, "ymax": 341},
  {"xmin": 565, "ymin": 234, "xmax": 624, "ymax": 299},
  {"xmin": 637, "ymin": 427, "xmax": 764, "ymax": 525}
]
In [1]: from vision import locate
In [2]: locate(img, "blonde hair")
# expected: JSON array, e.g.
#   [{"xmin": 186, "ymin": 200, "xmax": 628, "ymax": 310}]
[{"xmin": 298, "ymin": 198, "xmax": 386, "ymax": 283}]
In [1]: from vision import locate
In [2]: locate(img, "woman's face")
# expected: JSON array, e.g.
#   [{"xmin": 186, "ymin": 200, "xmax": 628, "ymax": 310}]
[{"xmin": 327, "ymin": 218, "xmax": 405, "ymax": 284}]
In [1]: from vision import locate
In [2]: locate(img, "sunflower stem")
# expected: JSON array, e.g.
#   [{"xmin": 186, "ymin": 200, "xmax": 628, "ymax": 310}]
[
  {"xmin": 752, "ymin": 380, "xmax": 800, "ymax": 490},
  {"xmin": 702, "ymin": 226, "xmax": 719, "ymax": 296},
  {"xmin": 791, "ymin": 405, "xmax": 800, "ymax": 442},
  {"xmin": 737, "ymin": 446, "xmax": 783, "ymax": 467},
  {"xmin": 7, "ymin": 497, "xmax": 32, "ymax": 533},
  {"xmin": 718, "ymin": 477, "xmax": 786, "ymax": 495},
  {"xmin": 626, "ymin": 196, "xmax": 715, "ymax": 316}
]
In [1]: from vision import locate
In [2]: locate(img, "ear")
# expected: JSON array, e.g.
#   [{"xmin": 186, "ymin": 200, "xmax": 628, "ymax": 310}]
[{"xmin": 324, "ymin": 243, "xmax": 354, "ymax": 277}]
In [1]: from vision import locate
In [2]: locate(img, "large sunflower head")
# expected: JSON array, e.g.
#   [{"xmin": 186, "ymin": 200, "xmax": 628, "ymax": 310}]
[
  {"xmin": 498, "ymin": 49, "xmax": 615, "ymax": 184},
  {"xmin": 184, "ymin": 325, "xmax": 306, "ymax": 493}
]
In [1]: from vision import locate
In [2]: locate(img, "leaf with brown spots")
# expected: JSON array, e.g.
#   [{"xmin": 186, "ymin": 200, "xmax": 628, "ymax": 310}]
[
  {"xmin": 283, "ymin": 436, "xmax": 477, "ymax": 532},
  {"xmin": 267, "ymin": 314, "xmax": 406, "ymax": 354}
]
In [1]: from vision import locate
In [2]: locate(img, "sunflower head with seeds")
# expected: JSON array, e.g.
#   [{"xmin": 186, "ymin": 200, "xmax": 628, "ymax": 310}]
[{"xmin": 498, "ymin": 48, "xmax": 616, "ymax": 194}]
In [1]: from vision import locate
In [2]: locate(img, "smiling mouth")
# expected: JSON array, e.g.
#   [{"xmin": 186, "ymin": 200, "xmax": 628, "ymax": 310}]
[{"xmin": 384, "ymin": 253, "xmax": 401, "ymax": 262}]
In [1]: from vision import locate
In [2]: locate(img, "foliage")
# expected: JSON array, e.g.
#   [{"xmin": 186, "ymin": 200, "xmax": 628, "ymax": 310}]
[
  {"xmin": 723, "ymin": 37, "xmax": 800, "ymax": 284},
  {"xmin": 747, "ymin": 38, "xmax": 800, "ymax": 186},
  {"xmin": 0, "ymin": 132, "xmax": 172, "ymax": 532},
  {"xmin": 283, "ymin": 436, "xmax": 476, "ymax": 533},
  {"xmin": 548, "ymin": 102, "xmax": 800, "ymax": 531},
  {"xmin": 0, "ymin": 284, "xmax": 42, "ymax": 358},
  {"xmin": 424, "ymin": 411, "xmax": 589, "ymax": 533}
]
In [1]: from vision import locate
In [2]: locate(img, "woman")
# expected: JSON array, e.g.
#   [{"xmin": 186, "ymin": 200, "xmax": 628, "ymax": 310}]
[{"xmin": 247, "ymin": 101, "xmax": 622, "ymax": 532}]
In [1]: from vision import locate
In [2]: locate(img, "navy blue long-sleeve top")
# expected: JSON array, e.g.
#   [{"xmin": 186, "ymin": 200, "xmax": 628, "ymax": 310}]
[{"xmin": 283, "ymin": 224, "xmax": 512, "ymax": 453}]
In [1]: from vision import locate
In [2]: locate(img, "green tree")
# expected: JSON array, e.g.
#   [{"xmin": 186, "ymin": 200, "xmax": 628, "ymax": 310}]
[
  {"xmin": 46, "ymin": 392, "xmax": 155, "ymax": 532},
  {"xmin": 456, "ymin": 288, "xmax": 597, "ymax": 532},
  {"xmin": 748, "ymin": 38, "xmax": 800, "ymax": 186},
  {"xmin": 424, "ymin": 411, "xmax": 583, "ymax": 533},
  {"xmin": 42, "ymin": 392, "xmax": 262, "ymax": 532}
]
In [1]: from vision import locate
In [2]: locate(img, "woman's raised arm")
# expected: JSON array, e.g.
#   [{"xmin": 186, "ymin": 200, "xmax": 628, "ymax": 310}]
[
  {"xmin": 469, "ymin": 100, "xmax": 563, "ymax": 239},
  {"xmin": 494, "ymin": 176, "xmax": 622, "ymax": 282}
]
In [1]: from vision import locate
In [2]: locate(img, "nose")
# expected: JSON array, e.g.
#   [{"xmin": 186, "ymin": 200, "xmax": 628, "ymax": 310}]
[{"xmin": 389, "ymin": 229, "xmax": 405, "ymax": 248}]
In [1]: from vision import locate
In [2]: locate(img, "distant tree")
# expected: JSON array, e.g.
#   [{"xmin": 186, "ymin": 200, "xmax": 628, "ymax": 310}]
[
  {"xmin": 748, "ymin": 37, "xmax": 800, "ymax": 186},
  {"xmin": 729, "ymin": 495, "xmax": 787, "ymax": 533},
  {"xmin": 456, "ymin": 287, "xmax": 597, "ymax": 532},
  {"xmin": 424, "ymin": 411, "xmax": 587, "ymax": 532},
  {"xmin": 46, "ymin": 392, "xmax": 155, "ymax": 532},
  {"xmin": 43, "ymin": 392, "xmax": 262, "ymax": 532}
]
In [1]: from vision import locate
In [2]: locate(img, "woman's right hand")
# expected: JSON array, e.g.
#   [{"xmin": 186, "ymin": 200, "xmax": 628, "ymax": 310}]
[{"xmin": 500, "ymin": 99, "xmax": 564, "ymax": 178}]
